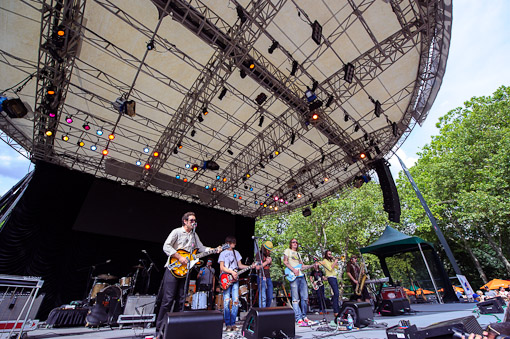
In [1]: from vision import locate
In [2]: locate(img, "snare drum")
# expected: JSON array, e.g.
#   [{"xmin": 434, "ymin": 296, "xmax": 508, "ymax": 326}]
[
  {"xmin": 119, "ymin": 276, "xmax": 132, "ymax": 288},
  {"xmin": 90, "ymin": 282, "xmax": 107, "ymax": 299},
  {"xmin": 191, "ymin": 292, "xmax": 208, "ymax": 310},
  {"xmin": 239, "ymin": 284, "xmax": 248, "ymax": 296}
]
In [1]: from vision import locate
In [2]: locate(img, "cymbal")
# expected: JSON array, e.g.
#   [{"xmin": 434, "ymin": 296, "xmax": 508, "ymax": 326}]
[
  {"xmin": 97, "ymin": 274, "xmax": 117, "ymax": 280},
  {"xmin": 132, "ymin": 264, "xmax": 145, "ymax": 269}
]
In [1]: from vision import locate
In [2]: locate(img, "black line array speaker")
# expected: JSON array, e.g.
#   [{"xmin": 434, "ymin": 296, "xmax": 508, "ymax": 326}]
[
  {"xmin": 242, "ymin": 307, "xmax": 295, "ymax": 339},
  {"xmin": 387, "ymin": 315, "xmax": 483, "ymax": 339},
  {"xmin": 477, "ymin": 298, "xmax": 504, "ymax": 314},
  {"xmin": 379, "ymin": 298, "xmax": 411, "ymax": 316},
  {"xmin": 161, "ymin": 310, "xmax": 223, "ymax": 339},
  {"xmin": 373, "ymin": 159, "xmax": 401, "ymax": 223},
  {"xmin": 338, "ymin": 302, "xmax": 373, "ymax": 327}
]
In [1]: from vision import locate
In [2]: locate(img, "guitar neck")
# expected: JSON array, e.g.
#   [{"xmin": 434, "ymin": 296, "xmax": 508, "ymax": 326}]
[
  {"xmin": 235, "ymin": 266, "xmax": 251, "ymax": 276},
  {"xmin": 196, "ymin": 249, "xmax": 216, "ymax": 259}
]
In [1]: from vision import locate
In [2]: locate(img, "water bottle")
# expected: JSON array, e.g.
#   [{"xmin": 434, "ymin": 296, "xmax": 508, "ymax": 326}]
[{"xmin": 347, "ymin": 313, "xmax": 354, "ymax": 330}]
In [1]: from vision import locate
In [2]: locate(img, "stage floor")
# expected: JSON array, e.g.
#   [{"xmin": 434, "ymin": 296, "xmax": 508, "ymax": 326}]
[{"xmin": 21, "ymin": 302, "xmax": 503, "ymax": 339}]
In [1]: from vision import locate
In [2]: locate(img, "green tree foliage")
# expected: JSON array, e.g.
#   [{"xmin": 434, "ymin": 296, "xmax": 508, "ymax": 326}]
[{"xmin": 396, "ymin": 85, "xmax": 510, "ymax": 286}]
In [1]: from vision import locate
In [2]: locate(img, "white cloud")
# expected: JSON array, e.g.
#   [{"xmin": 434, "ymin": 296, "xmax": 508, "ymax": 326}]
[{"xmin": 387, "ymin": 148, "xmax": 417, "ymax": 180}]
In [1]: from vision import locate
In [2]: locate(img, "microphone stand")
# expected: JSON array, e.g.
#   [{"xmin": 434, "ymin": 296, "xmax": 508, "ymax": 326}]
[
  {"xmin": 252, "ymin": 238, "xmax": 266, "ymax": 309},
  {"xmin": 181, "ymin": 225, "xmax": 197, "ymax": 312},
  {"xmin": 142, "ymin": 250, "xmax": 159, "ymax": 294},
  {"xmin": 77, "ymin": 259, "xmax": 110, "ymax": 304}
]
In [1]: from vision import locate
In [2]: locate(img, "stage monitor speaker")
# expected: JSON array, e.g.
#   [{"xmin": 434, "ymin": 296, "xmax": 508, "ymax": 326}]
[
  {"xmin": 338, "ymin": 302, "xmax": 373, "ymax": 327},
  {"xmin": 379, "ymin": 298, "xmax": 411, "ymax": 316},
  {"xmin": 387, "ymin": 316, "xmax": 483, "ymax": 339},
  {"xmin": 0, "ymin": 293, "xmax": 45, "ymax": 321},
  {"xmin": 124, "ymin": 295, "xmax": 156, "ymax": 315},
  {"xmin": 161, "ymin": 310, "xmax": 223, "ymax": 339},
  {"xmin": 242, "ymin": 307, "xmax": 295, "ymax": 339},
  {"xmin": 373, "ymin": 159, "xmax": 401, "ymax": 223},
  {"xmin": 477, "ymin": 299, "xmax": 504, "ymax": 314}
]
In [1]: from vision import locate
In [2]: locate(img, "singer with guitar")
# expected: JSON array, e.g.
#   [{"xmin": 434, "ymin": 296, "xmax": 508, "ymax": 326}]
[
  {"xmin": 218, "ymin": 236, "xmax": 255, "ymax": 332},
  {"xmin": 156, "ymin": 212, "xmax": 223, "ymax": 333},
  {"xmin": 283, "ymin": 238, "xmax": 314, "ymax": 326},
  {"xmin": 309, "ymin": 263, "xmax": 327, "ymax": 317}
]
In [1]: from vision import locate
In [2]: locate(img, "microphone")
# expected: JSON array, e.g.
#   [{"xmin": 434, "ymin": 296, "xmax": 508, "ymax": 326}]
[
  {"xmin": 192, "ymin": 222, "xmax": 197, "ymax": 228},
  {"xmin": 141, "ymin": 250, "xmax": 147, "ymax": 254}
]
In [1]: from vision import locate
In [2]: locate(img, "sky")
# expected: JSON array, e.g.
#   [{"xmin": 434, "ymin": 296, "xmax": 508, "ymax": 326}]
[{"xmin": 1, "ymin": 1, "xmax": 510, "ymax": 195}]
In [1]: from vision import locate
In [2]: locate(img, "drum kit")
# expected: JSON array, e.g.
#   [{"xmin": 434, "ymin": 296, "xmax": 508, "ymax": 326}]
[{"xmin": 87, "ymin": 265, "xmax": 145, "ymax": 306}]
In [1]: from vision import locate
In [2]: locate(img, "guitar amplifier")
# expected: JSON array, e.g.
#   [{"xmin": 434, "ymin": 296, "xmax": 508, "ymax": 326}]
[
  {"xmin": 382, "ymin": 286, "xmax": 406, "ymax": 300},
  {"xmin": 0, "ymin": 293, "xmax": 45, "ymax": 321},
  {"xmin": 123, "ymin": 295, "xmax": 156, "ymax": 315}
]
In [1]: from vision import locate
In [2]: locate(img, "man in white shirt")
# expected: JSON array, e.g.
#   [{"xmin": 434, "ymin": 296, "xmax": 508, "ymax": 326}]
[{"xmin": 156, "ymin": 212, "xmax": 221, "ymax": 332}]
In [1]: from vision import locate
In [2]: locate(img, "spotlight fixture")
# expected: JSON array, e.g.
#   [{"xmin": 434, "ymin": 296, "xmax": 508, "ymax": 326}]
[
  {"xmin": 136, "ymin": 160, "xmax": 142, "ymax": 166},
  {"xmin": 185, "ymin": 164, "xmax": 191, "ymax": 169},
  {"xmin": 392, "ymin": 122, "xmax": 398, "ymax": 137},
  {"xmin": 324, "ymin": 177, "xmax": 329, "ymax": 182},
  {"xmin": 143, "ymin": 147, "xmax": 149, "ymax": 153},
  {"xmin": 178, "ymin": 143, "xmax": 183, "ymax": 149},
  {"xmin": 326, "ymin": 95, "xmax": 334, "ymax": 108},
  {"xmin": 311, "ymin": 80, "xmax": 318, "ymax": 92},
  {"xmin": 374, "ymin": 145, "xmax": 381, "ymax": 155},
  {"xmin": 191, "ymin": 130, "xmax": 196, "ymax": 137},
  {"xmin": 216, "ymin": 175, "xmax": 221, "ymax": 180},
  {"xmin": 204, "ymin": 160, "xmax": 220, "ymax": 171},
  {"xmin": 320, "ymin": 154, "xmax": 325, "ymax": 164},
  {"xmin": 83, "ymin": 122, "xmax": 90, "ymax": 131},
  {"xmin": 153, "ymin": 151, "xmax": 159, "ymax": 157},
  {"xmin": 183, "ymin": 178, "xmax": 188, "ymax": 183},
  {"xmin": 360, "ymin": 152, "xmax": 367, "ymax": 159},
  {"xmin": 173, "ymin": 147, "xmax": 178, "ymax": 154},
  {"xmin": 205, "ymin": 185, "xmax": 210, "ymax": 189},
  {"xmin": 102, "ymin": 149, "xmax": 109, "ymax": 156},
  {"xmin": 311, "ymin": 20, "xmax": 322, "ymax": 45},
  {"xmin": 2, "ymin": 97, "xmax": 29, "ymax": 119},
  {"xmin": 45, "ymin": 130, "xmax": 53, "ymax": 137},
  {"xmin": 222, "ymin": 178, "xmax": 227, "ymax": 182},
  {"xmin": 198, "ymin": 115, "xmax": 204, "ymax": 123},
  {"xmin": 240, "ymin": 69, "xmax": 246, "ymax": 78},
  {"xmin": 305, "ymin": 88, "xmax": 317, "ymax": 102},
  {"xmin": 56, "ymin": 26, "xmax": 65, "ymax": 37},
  {"xmin": 290, "ymin": 132, "xmax": 295, "ymax": 145},
  {"xmin": 212, "ymin": 187, "xmax": 217, "ymax": 192},
  {"xmin": 97, "ymin": 129, "xmax": 103, "ymax": 136},
  {"xmin": 65, "ymin": 116, "xmax": 73, "ymax": 124},
  {"xmin": 236, "ymin": 5, "xmax": 247, "ymax": 24},
  {"xmin": 309, "ymin": 100, "xmax": 323, "ymax": 112},
  {"xmin": 290, "ymin": 60, "xmax": 298, "ymax": 76},
  {"xmin": 248, "ymin": 60, "xmax": 255, "ymax": 70},
  {"xmin": 259, "ymin": 162, "xmax": 265, "ymax": 169},
  {"xmin": 48, "ymin": 112, "xmax": 56, "ymax": 118},
  {"xmin": 77, "ymin": 141, "xmax": 85, "ymax": 147},
  {"xmin": 354, "ymin": 124, "xmax": 360, "ymax": 132},
  {"xmin": 255, "ymin": 93, "xmax": 267, "ymax": 105},
  {"xmin": 227, "ymin": 149, "xmax": 234, "ymax": 155},
  {"xmin": 311, "ymin": 113, "xmax": 319, "ymax": 121},
  {"xmin": 246, "ymin": 173, "xmax": 250, "ymax": 178},
  {"xmin": 344, "ymin": 114, "xmax": 349, "ymax": 122},
  {"xmin": 274, "ymin": 150, "xmax": 279, "ymax": 156},
  {"xmin": 176, "ymin": 175, "xmax": 181, "ymax": 179},
  {"xmin": 344, "ymin": 62, "xmax": 355, "ymax": 83},
  {"xmin": 268, "ymin": 40, "xmax": 279, "ymax": 54},
  {"xmin": 202, "ymin": 107, "xmax": 208, "ymax": 116},
  {"xmin": 302, "ymin": 207, "xmax": 312, "ymax": 217},
  {"xmin": 146, "ymin": 40, "xmax": 155, "ymax": 50},
  {"xmin": 274, "ymin": 206, "xmax": 278, "ymax": 211},
  {"xmin": 124, "ymin": 100, "xmax": 136, "ymax": 117},
  {"xmin": 90, "ymin": 145, "xmax": 97, "ymax": 151},
  {"xmin": 46, "ymin": 87, "xmax": 56, "ymax": 96},
  {"xmin": 145, "ymin": 164, "xmax": 151, "ymax": 170},
  {"xmin": 218, "ymin": 87, "xmax": 227, "ymax": 100},
  {"xmin": 192, "ymin": 164, "xmax": 199, "ymax": 172},
  {"xmin": 374, "ymin": 100, "xmax": 382, "ymax": 118},
  {"xmin": 62, "ymin": 135, "xmax": 69, "ymax": 141},
  {"xmin": 297, "ymin": 193, "xmax": 302, "ymax": 198},
  {"xmin": 258, "ymin": 115, "xmax": 264, "ymax": 127},
  {"xmin": 108, "ymin": 134, "xmax": 115, "ymax": 140},
  {"xmin": 364, "ymin": 133, "xmax": 368, "ymax": 141}
]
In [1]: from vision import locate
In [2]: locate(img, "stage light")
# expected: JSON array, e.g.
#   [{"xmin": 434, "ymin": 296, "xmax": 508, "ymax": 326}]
[
  {"xmin": 326, "ymin": 95, "xmax": 334, "ymax": 108},
  {"xmin": 185, "ymin": 164, "xmax": 191, "ymax": 169},
  {"xmin": 321, "ymin": 154, "xmax": 325, "ymax": 164},
  {"xmin": 364, "ymin": 133, "xmax": 368, "ymax": 141},
  {"xmin": 270, "ymin": 206, "xmax": 273, "ymax": 210},
  {"xmin": 285, "ymin": 201, "xmax": 289, "ymax": 204},
  {"xmin": 311, "ymin": 80, "xmax": 318, "ymax": 92},
  {"xmin": 62, "ymin": 135, "xmax": 69, "ymax": 141},
  {"xmin": 236, "ymin": 5, "xmax": 247, "ymax": 24},
  {"xmin": 354, "ymin": 124, "xmax": 359, "ymax": 132},
  {"xmin": 191, "ymin": 130, "xmax": 196, "ymax": 137},
  {"xmin": 222, "ymin": 177, "xmax": 227, "ymax": 182},
  {"xmin": 227, "ymin": 149, "xmax": 234, "ymax": 155},
  {"xmin": 344, "ymin": 114, "xmax": 349, "ymax": 122},
  {"xmin": 375, "ymin": 145, "xmax": 381, "ymax": 155},
  {"xmin": 212, "ymin": 187, "xmax": 217, "ymax": 191},
  {"xmin": 312, "ymin": 113, "xmax": 319, "ymax": 120},
  {"xmin": 274, "ymin": 196, "xmax": 279, "ymax": 201},
  {"xmin": 374, "ymin": 100, "xmax": 381, "ymax": 117},
  {"xmin": 360, "ymin": 153, "xmax": 366, "ymax": 159},
  {"xmin": 246, "ymin": 173, "xmax": 250, "ymax": 178},
  {"xmin": 392, "ymin": 122, "xmax": 398, "ymax": 137},
  {"xmin": 106, "ymin": 134, "xmax": 114, "ymax": 141},
  {"xmin": 274, "ymin": 206, "xmax": 278, "ymax": 211},
  {"xmin": 268, "ymin": 40, "xmax": 279, "ymax": 54},
  {"xmin": 198, "ymin": 115, "xmax": 204, "ymax": 123},
  {"xmin": 311, "ymin": 20, "xmax": 322, "ymax": 45},
  {"xmin": 290, "ymin": 132, "xmax": 295, "ymax": 145},
  {"xmin": 279, "ymin": 198, "xmax": 284, "ymax": 203},
  {"xmin": 263, "ymin": 204, "xmax": 267, "ymax": 208},
  {"xmin": 147, "ymin": 40, "xmax": 155, "ymax": 50},
  {"xmin": 258, "ymin": 115, "xmax": 264, "ymax": 127},
  {"xmin": 102, "ymin": 149, "xmax": 108, "ymax": 156},
  {"xmin": 205, "ymin": 185, "xmax": 210, "ymax": 189},
  {"xmin": 45, "ymin": 130, "xmax": 53, "ymax": 137},
  {"xmin": 248, "ymin": 60, "xmax": 255, "ymax": 70},
  {"xmin": 136, "ymin": 160, "xmax": 141, "ymax": 166},
  {"xmin": 57, "ymin": 27, "xmax": 65, "ymax": 37},
  {"xmin": 178, "ymin": 143, "xmax": 183, "ymax": 149},
  {"xmin": 240, "ymin": 69, "xmax": 246, "ymax": 78},
  {"xmin": 274, "ymin": 150, "xmax": 279, "ymax": 156},
  {"xmin": 143, "ymin": 147, "xmax": 149, "ymax": 153},
  {"xmin": 192, "ymin": 164, "xmax": 199, "ymax": 171},
  {"xmin": 297, "ymin": 193, "xmax": 302, "ymax": 198},
  {"xmin": 176, "ymin": 175, "xmax": 180, "ymax": 179},
  {"xmin": 153, "ymin": 151, "xmax": 159, "ymax": 157},
  {"xmin": 97, "ymin": 129, "xmax": 103, "ymax": 136},
  {"xmin": 83, "ymin": 123, "xmax": 90, "ymax": 131},
  {"xmin": 216, "ymin": 175, "xmax": 221, "ymax": 180},
  {"xmin": 90, "ymin": 145, "xmax": 97, "ymax": 151},
  {"xmin": 202, "ymin": 107, "xmax": 208, "ymax": 116},
  {"xmin": 255, "ymin": 201, "xmax": 258, "ymax": 205},
  {"xmin": 302, "ymin": 207, "xmax": 311, "ymax": 217},
  {"xmin": 48, "ymin": 112, "xmax": 56, "ymax": 118},
  {"xmin": 0, "ymin": 98, "xmax": 28, "ymax": 118},
  {"xmin": 290, "ymin": 60, "xmax": 298, "ymax": 76},
  {"xmin": 234, "ymin": 194, "xmax": 237, "ymax": 198},
  {"xmin": 66, "ymin": 116, "xmax": 73, "ymax": 123},
  {"xmin": 259, "ymin": 162, "xmax": 265, "ymax": 169},
  {"xmin": 183, "ymin": 178, "xmax": 188, "ymax": 183},
  {"xmin": 249, "ymin": 187, "xmax": 253, "ymax": 191},
  {"xmin": 78, "ymin": 141, "xmax": 85, "ymax": 147},
  {"xmin": 305, "ymin": 88, "xmax": 316, "ymax": 102},
  {"xmin": 145, "ymin": 164, "xmax": 150, "ymax": 170},
  {"xmin": 324, "ymin": 177, "xmax": 329, "ymax": 182},
  {"xmin": 344, "ymin": 62, "xmax": 355, "ymax": 83},
  {"xmin": 255, "ymin": 93, "xmax": 267, "ymax": 105},
  {"xmin": 218, "ymin": 87, "xmax": 227, "ymax": 100},
  {"xmin": 46, "ymin": 87, "xmax": 56, "ymax": 96}
]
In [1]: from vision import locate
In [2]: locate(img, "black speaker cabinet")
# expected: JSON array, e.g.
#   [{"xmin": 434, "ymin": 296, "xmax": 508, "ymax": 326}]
[
  {"xmin": 338, "ymin": 302, "xmax": 373, "ymax": 327},
  {"xmin": 0, "ymin": 293, "xmax": 45, "ymax": 321},
  {"xmin": 379, "ymin": 298, "xmax": 411, "ymax": 316},
  {"xmin": 477, "ymin": 298, "xmax": 504, "ymax": 314},
  {"xmin": 373, "ymin": 159, "xmax": 401, "ymax": 223},
  {"xmin": 161, "ymin": 310, "xmax": 223, "ymax": 339},
  {"xmin": 387, "ymin": 316, "xmax": 483, "ymax": 339},
  {"xmin": 242, "ymin": 307, "xmax": 295, "ymax": 339}
]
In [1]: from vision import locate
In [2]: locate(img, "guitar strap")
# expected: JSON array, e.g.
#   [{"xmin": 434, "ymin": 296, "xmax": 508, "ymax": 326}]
[{"xmin": 232, "ymin": 249, "xmax": 240, "ymax": 271}]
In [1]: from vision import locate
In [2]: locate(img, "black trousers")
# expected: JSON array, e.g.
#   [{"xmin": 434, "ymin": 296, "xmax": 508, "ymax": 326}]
[{"xmin": 156, "ymin": 269, "xmax": 186, "ymax": 331}]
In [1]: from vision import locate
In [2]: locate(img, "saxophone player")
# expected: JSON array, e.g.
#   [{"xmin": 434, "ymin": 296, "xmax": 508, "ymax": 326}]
[{"xmin": 346, "ymin": 255, "xmax": 370, "ymax": 302}]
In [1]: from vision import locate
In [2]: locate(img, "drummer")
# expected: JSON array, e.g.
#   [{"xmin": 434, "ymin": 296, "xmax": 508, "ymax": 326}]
[{"xmin": 197, "ymin": 259, "xmax": 215, "ymax": 309}]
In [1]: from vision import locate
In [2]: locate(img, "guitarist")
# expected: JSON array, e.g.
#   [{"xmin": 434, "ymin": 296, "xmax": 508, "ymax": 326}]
[
  {"xmin": 218, "ymin": 236, "xmax": 254, "ymax": 332},
  {"xmin": 309, "ymin": 263, "xmax": 327, "ymax": 317},
  {"xmin": 283, "ymin": 238, "xmax": 314, "ymax": 327},
  {"xmin": 156, "ymin": 212, "xmax": 222, "ymax": 333}
]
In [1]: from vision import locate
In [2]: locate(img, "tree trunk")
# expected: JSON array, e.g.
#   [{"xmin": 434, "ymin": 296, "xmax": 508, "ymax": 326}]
[
  {"xmin": 480, "ymin": 226, "xmax": 510, "ymax": 275},
  {"xmin": 450, "ymin": 220, "xmax": 488, "ymax": 283}
]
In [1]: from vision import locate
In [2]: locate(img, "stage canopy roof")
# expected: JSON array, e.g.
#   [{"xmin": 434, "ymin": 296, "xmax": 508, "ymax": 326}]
[
  {"xmin": 360, "ymin": 225, "xmax": 433, "ymax": 256},
  {"xmin": 0, "ymin": 0, "xmax": 451, "ymax": 217}
]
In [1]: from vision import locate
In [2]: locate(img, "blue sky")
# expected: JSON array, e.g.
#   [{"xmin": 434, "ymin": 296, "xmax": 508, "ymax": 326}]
[{"xmin": 1, "ymin": 1, "xmax": 510, "ymax": 195}]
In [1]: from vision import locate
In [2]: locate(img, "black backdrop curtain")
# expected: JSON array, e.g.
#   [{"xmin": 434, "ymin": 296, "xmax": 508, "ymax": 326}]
[{"xmin": 0, "ymin": 161, "xmax": 255, "ymax": 319}]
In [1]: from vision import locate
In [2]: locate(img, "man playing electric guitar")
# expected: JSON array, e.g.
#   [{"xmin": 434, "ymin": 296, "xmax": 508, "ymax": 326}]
[
  {"xmin": 309, "ymin": 263, "xmax": 327, "ymax": 317},
  {"xmin": 283, "ymin": 238, "xmax": 315, "ymax": 327},
  {"xmin": 156, "ymin": 212, "xmax": 223, "ymax": 333},
  {"xmin": 218, "ymin": 236, "xmax": 255, "ymax": 332}
]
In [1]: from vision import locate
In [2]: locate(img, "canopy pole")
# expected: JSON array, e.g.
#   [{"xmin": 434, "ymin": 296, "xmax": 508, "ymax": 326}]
[{"xmin": 418, "ymin": 243, "xmax": 443, "ymax": 304}]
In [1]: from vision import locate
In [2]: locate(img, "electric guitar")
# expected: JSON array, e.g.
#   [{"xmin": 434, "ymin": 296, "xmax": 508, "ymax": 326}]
[
  {"xmin": 311, "ymin": 277, "xmax": 323, "ymax": 290},
  {"xmin": 167, "ymin": 244, "xmax": 229, "ymax": 278},
  {"xmin": 219, "ymin": 265, "xmax": 255, "ymax": 290},
  {"xmin": 285, "ymin": 264, "xmax": 312, "ymax": 282}
]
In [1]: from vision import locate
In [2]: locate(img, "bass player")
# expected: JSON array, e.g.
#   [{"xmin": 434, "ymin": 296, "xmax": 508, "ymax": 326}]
[
  {"xmin": 218, "ymin": 235, "xmax": 255, "ymax": 331},
  {"xmin": 156, "ymin": 212, "xmax": 222, "ymax": 333}
]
